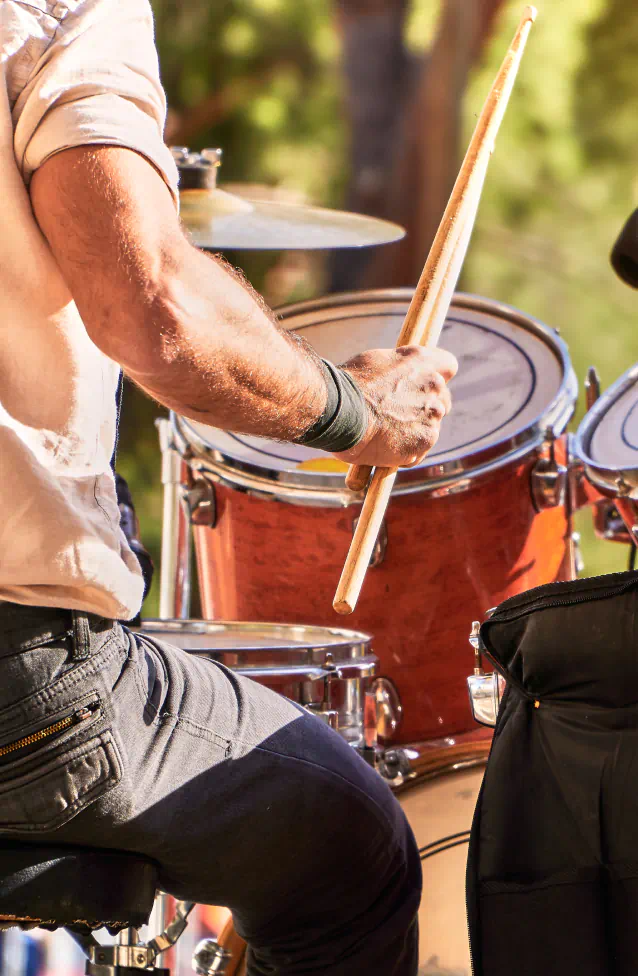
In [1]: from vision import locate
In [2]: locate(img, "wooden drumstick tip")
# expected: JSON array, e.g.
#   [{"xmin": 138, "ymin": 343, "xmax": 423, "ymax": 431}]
[
  {"xmin": 523, "ymin": 5, "xmax": 538, "ymax": 22},
  {"xmin": 345, "ymin": 465, "xmax": 372, "ymax": 492},
  {"xmin": 333, "ymin": 598, "xmax": 354, "ymax": 615}
]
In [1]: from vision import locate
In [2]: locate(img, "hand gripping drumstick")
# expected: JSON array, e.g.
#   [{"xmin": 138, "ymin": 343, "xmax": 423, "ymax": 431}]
[{"xmin": 334, "ymin": 5, "xmax": 537, "ymax": 614}]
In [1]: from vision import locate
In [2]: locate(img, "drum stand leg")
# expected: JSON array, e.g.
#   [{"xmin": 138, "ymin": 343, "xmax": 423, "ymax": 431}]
[
  {"xmin": 156, "ymin": 417, "xmax": 192, "ymax": 620},
  {"xmin": 150, "ymin": 419, "xmax": 197, "ymax": 967}
]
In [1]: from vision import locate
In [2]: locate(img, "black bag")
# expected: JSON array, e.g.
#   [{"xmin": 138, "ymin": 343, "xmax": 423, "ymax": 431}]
[{"xmin": 467, "ymin": 570, "xmax": 638, "ymax": 976}]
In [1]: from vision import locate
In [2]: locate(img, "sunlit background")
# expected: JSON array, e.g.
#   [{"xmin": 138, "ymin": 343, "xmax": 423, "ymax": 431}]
[
  {"xmin": 4, "ymin": 0, "xmax": 637, "ymax": 971},
  {"xmin": 114, "ymin": 0, "xmax": 637, "ymax": 623}
]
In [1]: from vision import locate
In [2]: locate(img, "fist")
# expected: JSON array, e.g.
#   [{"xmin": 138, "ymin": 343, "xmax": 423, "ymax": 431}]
[{"xmin": 333, "ymin": 345, "xmax": 458, "ymax": 468}]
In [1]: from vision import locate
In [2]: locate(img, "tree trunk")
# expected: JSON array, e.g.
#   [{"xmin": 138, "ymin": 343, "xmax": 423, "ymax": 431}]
[
  {"xmin": 329, "ymin": 0, "xmax": 413, "ymax": 292},
  {"xmin": 331, "ymin": 0, "xmax": 507, "ymax": 291}
]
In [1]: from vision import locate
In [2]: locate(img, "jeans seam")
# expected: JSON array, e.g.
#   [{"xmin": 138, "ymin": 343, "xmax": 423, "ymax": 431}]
[
  {"xmin": 0, "ymin": 628, "xmax": 72, "ymax": 656},
  {"xmin": 171, "ymin": 715, "xmax": 231, "ymax": 749},
  {"xmin": 132, "ymin": 696, "xmax": 231, "ymax": 750},
  {"xmin": 132, "ymin": 653, "xmax": 161, "ymax": 723},
  {"xmin": 0, "ymin": 632, "xmax": 122, "ymax": 724},
  {"xmin": 130, "ymin": 643, "xmax": 230, "ymax": 748}
]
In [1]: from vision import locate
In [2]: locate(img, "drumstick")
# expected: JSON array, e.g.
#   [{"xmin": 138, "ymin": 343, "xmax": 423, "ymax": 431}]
[
  {"xmin": 344, "ymin": 4, "xmax": 537, "ymax": 496},
  {"xmin": 334, "ymin": 5, "xmax": 537, "ymax": 614},
  {"xmin": 333, "ymin": 199, "xmax": 479, "ymax": 614}
]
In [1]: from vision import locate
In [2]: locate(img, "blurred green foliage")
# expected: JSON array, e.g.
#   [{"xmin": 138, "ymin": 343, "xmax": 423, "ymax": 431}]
[
  {"xmin": 464, "ymin": 0, "xmax": 637, "ymax": 576},
  {"xmin": 125, "ymin": 0, "xmax": 637, "ymax": 617}
]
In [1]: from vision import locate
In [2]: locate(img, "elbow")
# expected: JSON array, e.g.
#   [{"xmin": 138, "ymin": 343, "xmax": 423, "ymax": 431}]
[
  {"xmin": 86, "ymin": 296, "xmax": 182, "ymax": 378},
  {"xmin": 81, "ymin": 263, "xmax": 190, "ymax": 379}
]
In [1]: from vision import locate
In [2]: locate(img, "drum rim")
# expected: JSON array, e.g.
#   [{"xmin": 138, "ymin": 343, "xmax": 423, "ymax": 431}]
[
  {"xmin": 173, "ymin": 290, "xmax": 577, "ymax": 507},
  {"xmin": 136, "ymin": 617, "xmax": 373, "ymax": 656},
  {"xmin": 573, "ymin": 361, "xmax": 638, "ymax": 498}
]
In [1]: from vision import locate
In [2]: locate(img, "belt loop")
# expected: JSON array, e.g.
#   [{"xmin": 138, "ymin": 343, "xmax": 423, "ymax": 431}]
[{"xmin": 71, "ymin": 611, "xmax": 91, "ymax": 661}]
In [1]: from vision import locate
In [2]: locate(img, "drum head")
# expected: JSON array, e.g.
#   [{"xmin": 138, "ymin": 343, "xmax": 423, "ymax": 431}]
[
  {"xmin": 137, "ymin": 619, "xmax": 375, "ymax": 749},
  {"xmin": 137, "ymin": 619, "xmax": 371, "ymax": 661},
  {"xmin": 400, "ymin": 766, "xmax": 485, "ymax": 975},
  {"xmin": 575, "ymin": 363, "xmax": 638, "ymax": 494},
  {"xmin": 176, "ymin": 290, "xmax": 576, "ymax": 502}
]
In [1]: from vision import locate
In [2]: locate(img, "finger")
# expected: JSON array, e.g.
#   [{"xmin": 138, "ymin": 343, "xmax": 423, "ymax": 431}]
[
  {"xmin": 438, "ymin": 384, "xmax": 452, "ymax": 416},
  {"xmin": 428, "ymin": 347, "xmax": 458, "ymax": 381},
  {"xmin": 421, "ymin": 393, "xmax": 449, "ymax": 423}
]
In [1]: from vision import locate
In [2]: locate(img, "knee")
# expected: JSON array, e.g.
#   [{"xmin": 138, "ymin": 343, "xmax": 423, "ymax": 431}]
[{"xmin": 324, "ymin": 775, "xmax": 422, "ymax": 915}]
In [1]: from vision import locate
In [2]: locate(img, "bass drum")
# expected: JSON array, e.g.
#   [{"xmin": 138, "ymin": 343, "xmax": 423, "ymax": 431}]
[
  {"xmin": 175, "ymin": 290, "xmax": 577, "ymax": 746},
  {"xmin": 399, "ymin": 764, "xmax": 485, "ymax": 975},
  {"xmin": 205, "ymin": 762, "xmax": 488, "ymax": 976}
]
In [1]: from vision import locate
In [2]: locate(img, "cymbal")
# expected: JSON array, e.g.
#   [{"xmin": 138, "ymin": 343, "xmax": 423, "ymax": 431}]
[
  {"xmin": 179, "ymin": 189, "xmax": 406, "ymax": 250},
  {"xmin": 171, "ymin": 148, "xmax": 405, "ymax": 251}
]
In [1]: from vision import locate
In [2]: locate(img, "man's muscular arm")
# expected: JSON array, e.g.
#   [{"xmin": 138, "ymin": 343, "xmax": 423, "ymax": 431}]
[
  {"xmin": 31, "ymin": 146, "xmax": 457, "ymax": 466},
  {"xmin": 31, "ymin": 146, "xmax": 327, "ymax": 441}
]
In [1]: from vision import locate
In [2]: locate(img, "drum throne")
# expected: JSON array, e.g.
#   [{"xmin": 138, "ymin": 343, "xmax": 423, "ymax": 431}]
[{"xmin": 0, "ymin": 841, "xmax": 224, "ymax": 975}]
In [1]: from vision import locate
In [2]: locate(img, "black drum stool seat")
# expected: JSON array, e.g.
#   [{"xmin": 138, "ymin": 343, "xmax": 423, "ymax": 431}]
[{"xmin": 0, "ymin": 841, "xmax": 159, "ymax": 934}]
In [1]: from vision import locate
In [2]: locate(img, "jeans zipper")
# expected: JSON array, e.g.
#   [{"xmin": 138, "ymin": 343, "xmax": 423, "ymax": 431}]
[{"xmin": 0, "ymin": 700, "xmax": 100, "ymax": 759}]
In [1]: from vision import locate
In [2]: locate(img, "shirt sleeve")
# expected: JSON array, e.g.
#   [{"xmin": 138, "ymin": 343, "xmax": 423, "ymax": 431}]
[{"xmin": 12, "ymin": 0, "xmax": 179, "ymax": 205}]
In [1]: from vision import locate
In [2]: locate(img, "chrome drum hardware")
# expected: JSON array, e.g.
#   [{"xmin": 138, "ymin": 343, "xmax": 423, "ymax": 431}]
[
  {"xmin": 136, "ymin": 619, "xmax": 397, "ymax": 751},
  {"xmin": 467, "ymin": 621, "xmax": 506, "ymax": 728}
]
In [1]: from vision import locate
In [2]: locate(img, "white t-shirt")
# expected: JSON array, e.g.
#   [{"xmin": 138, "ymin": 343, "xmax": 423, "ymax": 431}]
[{"xmin": 0, "ymin": 0, "xmax": 179, "ymax": 619}]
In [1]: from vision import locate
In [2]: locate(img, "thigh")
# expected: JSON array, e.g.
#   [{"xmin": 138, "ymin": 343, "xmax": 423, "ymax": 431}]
[{"xmin": 50, "ymin": 631, "xmax": 421, "ymax": 971}]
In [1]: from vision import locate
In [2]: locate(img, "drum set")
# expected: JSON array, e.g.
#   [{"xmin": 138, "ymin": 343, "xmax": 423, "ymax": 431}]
[
  {"xmin": 138, "ymin": 154, "xmax": 638, "ymax": 975},
  {"xmin": 9, "ymin": 141, "xmax": 636, "ymax": 976}
]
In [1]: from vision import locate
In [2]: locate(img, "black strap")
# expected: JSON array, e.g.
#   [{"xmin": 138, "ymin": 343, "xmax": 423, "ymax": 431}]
[{"xmin": 110, "ymin": 370, "xmax": 124, "ymax": 472}]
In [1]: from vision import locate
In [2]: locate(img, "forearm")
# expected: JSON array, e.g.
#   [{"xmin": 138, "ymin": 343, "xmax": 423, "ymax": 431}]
[{"xmin": 121, "ymin": 243, "xmax": 327, "ymax": 439}]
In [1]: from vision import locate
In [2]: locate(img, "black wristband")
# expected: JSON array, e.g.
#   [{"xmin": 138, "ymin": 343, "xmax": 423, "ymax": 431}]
[{"xmin": 297, "ymin": 359, "xmax": 368, "ymax": 453}]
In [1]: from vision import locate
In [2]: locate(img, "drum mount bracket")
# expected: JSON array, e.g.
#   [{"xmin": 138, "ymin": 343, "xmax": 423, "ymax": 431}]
[
  {"xmin": 531, "ymin": 426, "xmax": 567, "ymax": 512},
  {"xmin": 182, "ymin": 473, "xmax": 217, "ymax": 528}
]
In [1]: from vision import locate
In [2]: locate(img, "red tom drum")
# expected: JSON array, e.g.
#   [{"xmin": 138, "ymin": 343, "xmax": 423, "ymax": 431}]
[{"xmin": 175, "ymin": 290, "xmax": 578, "ymax": 745}]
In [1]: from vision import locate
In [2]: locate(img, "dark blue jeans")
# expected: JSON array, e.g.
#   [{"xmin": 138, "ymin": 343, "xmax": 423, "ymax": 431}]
[{"xmin": 0, "ymin": 604, "xmax": 421, "ymax": 974}]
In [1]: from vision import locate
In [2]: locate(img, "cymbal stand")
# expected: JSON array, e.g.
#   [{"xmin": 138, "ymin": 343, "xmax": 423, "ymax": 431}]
[{"xmin": 156, "ymin": 418, "xmax": 192, "ymax": 620}]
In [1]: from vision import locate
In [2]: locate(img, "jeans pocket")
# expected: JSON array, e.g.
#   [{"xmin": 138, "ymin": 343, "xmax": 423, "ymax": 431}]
[{"xmin": 0, "ymin": 728, "xmax": 122, "ymax": 833}]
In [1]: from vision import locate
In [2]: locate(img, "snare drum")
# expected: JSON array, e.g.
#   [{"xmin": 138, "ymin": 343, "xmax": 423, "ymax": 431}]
[
  {"xmin": 574, "ymin": 362, "xmax": 638, "ymax": 543},
  {"xmin": 137, "ymin": 619, "xmax": 377, "ymax": 747},
  {"xmin": 174, "ymin": 290, "xmax": 577, "ymax": 745}
]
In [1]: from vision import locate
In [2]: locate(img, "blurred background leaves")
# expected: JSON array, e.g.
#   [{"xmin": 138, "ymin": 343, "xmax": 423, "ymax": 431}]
[{"xmin": 121, "ymin": 0, "xmax": 637, "ymax": 615}]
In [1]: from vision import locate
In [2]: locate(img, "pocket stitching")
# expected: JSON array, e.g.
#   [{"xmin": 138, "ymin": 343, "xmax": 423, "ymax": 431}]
[
  {"xmin": 0, "ymin": 732, "xmax": 122, "ymax": 832},
  {"xmin": 0, "ymin": 631, "xmax": 122, "ymax": 726},
  {"xmin": 173, "ymin": 714, "xmax": 231, "ymax": 750}
]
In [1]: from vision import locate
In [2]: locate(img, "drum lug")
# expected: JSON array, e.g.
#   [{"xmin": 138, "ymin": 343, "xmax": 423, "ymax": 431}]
[
  {"xmin": 364, "ymin": 677, "xmax": 402, "ymax": 747},
  {"xmin": 306, "ymin": 653, "xmax": 340, "ymax": 730},
  {"xmin": 571, "ymin": 531, "xmax": 585, "ymax": 576},
  {"xmin": 593, "ymin": 499, "xmax": 634, "ymax": 545},
  {"xmin": 352, "ymin": 516, "xmax": 387, "ymax": 567},
  {"xmin": 182, "ymin": 475, "xmax": 217, "ymax": 527},
  {"xmin": 531, "ymin": 426, "xmax": 567, "ymax": 511},
  {"xmin": 585, "ymin": 365, "xmax": 601, "ymax": 410},
  {"xmin": 377, "ymin": 747, "xmax": 413, "ymax": 787},
  {"xmin": 466, "ymin": 622, "xmax": 506, "ymax": 728},
  {"xmin": 306, "ymin": 705, "xmax": 340, "ymax": 730}
]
